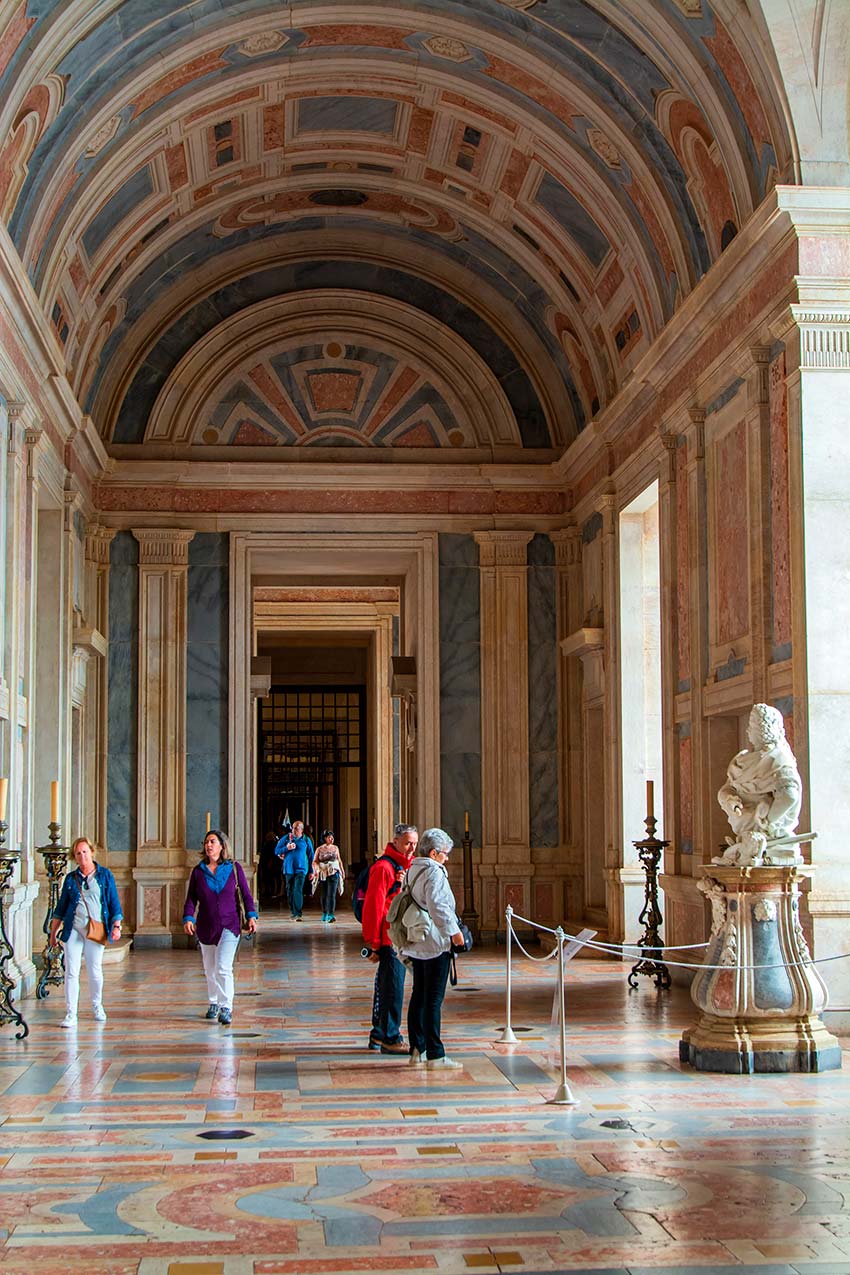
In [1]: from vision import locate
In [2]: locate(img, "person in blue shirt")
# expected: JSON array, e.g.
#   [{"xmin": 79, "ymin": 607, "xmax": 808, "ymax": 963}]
[
  {"xmin": 49, "ymin": 836, "xmax": 123, "ymax": 1027},
  {"xmin": 275, "ymin": 819, "xmax": 314, "ymax": 920}
]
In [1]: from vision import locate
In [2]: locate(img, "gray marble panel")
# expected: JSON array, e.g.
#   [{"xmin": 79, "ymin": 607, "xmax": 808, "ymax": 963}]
[
  {"xmin": 439, "ymin": 642, "xmax": 480, "ymax": 698},
  {"xmin": 189, "ymin": 531, "xmax": 228, "ymax": 567},
  {"xmin": 108, "ymin": 642, "xmax": 137, "ymax": 752},
  {"xmin": 439, "ymin": 569, "xmax": 480, "ymax": 643},
  {"xmin": 440, "ymin": 696, "xmax": 482, "ymax": 752},
  {"xmin": 110, "ymin": 529, "xmax": 138, "ymax": 567},
  {"xmin": 528, "ymin": 556, "xmax": 558, "ymax": 846},
  {"xmin": 187, "ymin": 643, "xmax": 228, "ymax": 700},
  {"xmin": 528, "ymin": 642, "xmax": 557, "ymax": 741},
  {"xmin": 186, "ymin": 751, "xmax": 228, "ymax": 848},
  {"xmin": 186, "ymin": 698, "xmax": 228, "ymax": 755},
  {"xmin": 439, "ymin": 533, "xmax": 479, "ymax": 568},
  {"xmin": 187, "ymin": 565, "xmax": 228, "ymax": 644},
  {"xmin": 528, "ymin": 533, "xmax": 555, "ymax": 566},
  {"xmin": 530, "ymin": 751, "xmax": 559, "ymax": 847},
  {"xmin": 107, "ymin": 752, "xmax": 135, "ymax": 853},
  {"xmin": 440, "ymin": 753, "xmax": 481, "ymax": 845}
]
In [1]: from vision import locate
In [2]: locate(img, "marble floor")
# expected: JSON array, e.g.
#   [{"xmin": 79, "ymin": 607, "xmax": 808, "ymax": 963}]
[{"xmin": 1, "ymin": 910, "xmax": 849, "ymax": 1275}]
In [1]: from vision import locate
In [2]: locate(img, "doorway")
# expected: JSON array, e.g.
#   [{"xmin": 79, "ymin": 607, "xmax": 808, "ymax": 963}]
[{"xmin": 258, "ymin": 683, "xmax": 367, "ymax": 864}]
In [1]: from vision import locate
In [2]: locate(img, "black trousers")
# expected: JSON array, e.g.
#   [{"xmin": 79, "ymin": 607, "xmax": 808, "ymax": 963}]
[
  {"xmin": 407, "ymin": 950, "xmax": 452, "ymax": 1060},
  {"xmin": 372, "ymin": 945, "xmax": 406, "ymax": 1044}
]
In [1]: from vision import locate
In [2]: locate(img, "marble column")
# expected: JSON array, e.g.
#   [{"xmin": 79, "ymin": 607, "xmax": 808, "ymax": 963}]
[
  {"xmin": 784, "ymin": 295, "xmax": 850, "ymax": 1008},
  {"xmin": 550, "ymin": 527, "xmax": 585, "ymax": 920},
  {"xmin": 474, "ymin": 531, "xmax": 532, "ymax": 934},
  {"xmin": 131, "ymin": 529, "xmax": 195, "ymax": 947},
  {"xmin": 82, "ymin": 525, "xmax": 115, "ymax": 852}
]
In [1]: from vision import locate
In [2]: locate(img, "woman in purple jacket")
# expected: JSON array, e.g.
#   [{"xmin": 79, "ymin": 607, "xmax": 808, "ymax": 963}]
[{"xmin": 183, "ymin": 829, "xmax": 258, "ymax": 1026}]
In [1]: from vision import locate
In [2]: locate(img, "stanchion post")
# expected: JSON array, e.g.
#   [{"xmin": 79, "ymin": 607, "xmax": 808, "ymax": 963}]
[
  {"xmin": 547, "ymin": 927, "xmax": 578, "ymax": 1106},
  {"xmin": 495, "ymin": 904, "xmax": 518, "ymax": 1043}
]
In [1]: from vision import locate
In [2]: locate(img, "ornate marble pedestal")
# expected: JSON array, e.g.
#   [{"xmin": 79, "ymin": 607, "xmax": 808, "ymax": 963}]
[{"xmin": 680, "ymin": 865, "xmax": 841, "ymax": 1073}]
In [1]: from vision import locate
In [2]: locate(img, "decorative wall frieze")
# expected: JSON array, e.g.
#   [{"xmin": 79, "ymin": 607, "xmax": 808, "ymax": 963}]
[
  {"xmin": 85, "ymin": 523, "xmax": 116, "ymax": 565},
  {"xmin": 790, "ymin": 307, "xmax": 850, "ymax": 369},
  {"xmin": 474, "ymin": 530, "xmax": 534, "ymax": 567},
  {"xmin": 548, "ymin": 526, "xmax": 580, "ymax": 567},
  {"xmin": 132, "ymin": 528, "xmax": 195, "ymax": 565}
]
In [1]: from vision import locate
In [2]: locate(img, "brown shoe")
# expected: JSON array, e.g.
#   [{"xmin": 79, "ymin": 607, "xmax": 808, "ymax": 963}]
[{"xmin": 380, "ymin": 1040, "xmax": 408, "ymax": 1055}]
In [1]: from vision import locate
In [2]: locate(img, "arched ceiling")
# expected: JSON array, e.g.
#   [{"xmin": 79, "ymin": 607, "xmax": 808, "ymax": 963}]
[{"xmin": 0, "ymin": 0, "xmax": 795, "ymax": 460}]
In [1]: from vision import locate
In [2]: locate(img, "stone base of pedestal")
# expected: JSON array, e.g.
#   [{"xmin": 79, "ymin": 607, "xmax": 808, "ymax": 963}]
[{"xmin": 680, "ymin": 1012, "xmax": 842, "ymax": 1073}]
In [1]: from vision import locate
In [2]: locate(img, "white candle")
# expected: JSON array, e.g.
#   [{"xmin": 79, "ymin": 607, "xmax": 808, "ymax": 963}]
[
  {"xmin": 205, "ymin": 811, "xmax": 211, "ymax": 832},
  {"xmin": 0, "ymin": 777, "xmax": 7, "ymax": 822},
  {"xmin": 464, "ymin": 809, "xmax": 469, "ymax": 833},
  {"xmin": 50, "ymin": 780, "xmax": 59, "ymax": 824}
]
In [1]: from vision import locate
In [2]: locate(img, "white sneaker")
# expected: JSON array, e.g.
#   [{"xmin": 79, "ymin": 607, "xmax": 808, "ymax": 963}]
[
  {"xmin": 409, "ymin": 1049, "xmax": 425, "ymax": 1065},
  {"xmin": 92, "ymin": 1004, "xmax": 107, "ymax": 1022},
  {"xmin": 426, "ymin": 1056, "xmax": 462, "ymax": 1070},
  {"xmin": 60, "ymin": 1013, "xmax": 77, "ymax": 1029}
]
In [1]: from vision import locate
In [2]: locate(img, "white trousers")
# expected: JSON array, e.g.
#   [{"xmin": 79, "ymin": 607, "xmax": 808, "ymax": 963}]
[
  {"xmin": 199, "ymin": 930, "xmax": 240, "ymax": 1009},
  {"xmin": 64, "ymin": 926, "xmax": 105, "ymax": 1013}
]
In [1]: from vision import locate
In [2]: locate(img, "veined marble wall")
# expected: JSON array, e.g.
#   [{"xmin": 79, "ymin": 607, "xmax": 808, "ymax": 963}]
[
  {"xmin": 107, "ymin": 531, "xmax": 138, "ymax": 855},
  {"xmin": 438, "ymin": 534, "xmax": 481, "ymax": 845},
  {"xmin": 186, "ymin": 533, "xmax": 228, "ymax": 852},
  {"xmin": 528, "ymin": 534, "xmax": 558, "ymax": 847}
]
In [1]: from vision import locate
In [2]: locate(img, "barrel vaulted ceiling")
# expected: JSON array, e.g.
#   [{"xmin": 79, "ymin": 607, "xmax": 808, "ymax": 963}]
[{"xmin": 0, "ymin": 0, "xmax": 794, "ymax": 460}]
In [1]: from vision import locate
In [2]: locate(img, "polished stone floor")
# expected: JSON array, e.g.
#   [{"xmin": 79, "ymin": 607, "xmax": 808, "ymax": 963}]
[{"xmin": 1, "ymin": 909, "xmax": 849, "ymax": 1275}]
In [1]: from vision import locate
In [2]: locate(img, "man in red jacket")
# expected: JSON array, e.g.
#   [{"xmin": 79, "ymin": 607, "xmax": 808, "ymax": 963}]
[{"xmin": 361, "ymin": 822, "xmax": 418, "ymax": 1054}]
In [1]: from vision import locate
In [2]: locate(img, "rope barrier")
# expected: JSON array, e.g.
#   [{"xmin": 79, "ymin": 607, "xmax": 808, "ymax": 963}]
[{"xmin": 497, "ymin": 902, "xmax": 850, "ymax": 1105}]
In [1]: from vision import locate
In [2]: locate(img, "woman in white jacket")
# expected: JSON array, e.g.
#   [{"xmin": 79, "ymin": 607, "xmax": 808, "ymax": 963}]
[{"xmin": 402, "ymin": 827, "xmax": 466, "ymax": 1069}]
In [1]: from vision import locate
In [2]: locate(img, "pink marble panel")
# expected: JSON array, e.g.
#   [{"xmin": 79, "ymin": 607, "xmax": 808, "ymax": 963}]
[
  {"xmin": 533, "ymin": 882, "xmax": 554, "ymax": 923},
  {"xmin": 679, "ymin": 735, "xmax": 693, "ymax": 845},
  {"xmin": 714, "ymin": 419, "xmax": 749, "ymax": 646},
  {"xmin": 769, "ymin": 350, "xmax": 792, "ymax": 649},
  {"xmin": 605, "ymin": 243, "xmax": 798, "ymax": 482},
  {"xmin": 130, "ymin": 51, "xmax": 228, "ymax": 119},
  {"xmin": 441, "ymin": 91, "xmax": 518, "ymax": 136},
  {"xmin": 704, "ymin": 18, "xmax": 771, "ymax": 148},
  {"xmin": 798, "ymin": 236, "xmax": 850, "ymax": 277},
  {"xmin": 306, "ymin": 371, "xmax": 361, "ymax": 413},
  {"xmin": 96, "ymin": 485, "xmax": 567, "ymax": 516},
  {"xmin": 165, "ymin": 142, "xmax": 188, "ymax": 190},
  {"xmin": 407, "ymin": 105, "xmax": 434, "ymax": 154},
  {"xmin": 263, "ymin": 104, "xmax": 285, "ymax": 151},
  {"xmin": 504, "ymin": 882, "xmax": 524, "ymax": 913},
  {"xmin": 676, "ymin": 439, "xmax": 690, "ymax": 683},
  {"xmin": 143, "ymin": 886, "xmax": 164, "ymax": 927},
  {"xmin": 232, "ymin": 420, "xmax": 276, "ymax": 446}
]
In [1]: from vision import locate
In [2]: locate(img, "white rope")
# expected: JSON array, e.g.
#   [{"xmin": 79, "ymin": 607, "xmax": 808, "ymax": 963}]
[
  {"xmin": 505, "ymin": 912, "xmax": 850, "ymax": 975},
  {"xmin": 508, "ymin": 926, "xmax": 559, "ymax": 963}
]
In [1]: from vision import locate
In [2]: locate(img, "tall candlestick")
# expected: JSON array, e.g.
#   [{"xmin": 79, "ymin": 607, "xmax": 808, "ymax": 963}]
[
  {"xmin": 464, "ymin": 809, "xmax": 469, "ymax": 833},
  {"xmin": 205, "ymin": 811, "xmax": 211, "ymax": 832},
  {"xmin": 50, "ymin": 781, "xmax": 59, "ymax": 824},
  {"xmin": 646, "ymin": 779, "xmax": 654, "ymax": 820},
  {"xmin": 0, "ymin": 778, "xmax": 7, "ymax": 822}
]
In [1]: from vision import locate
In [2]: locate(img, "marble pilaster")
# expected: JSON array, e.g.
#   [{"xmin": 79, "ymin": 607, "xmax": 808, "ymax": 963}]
[
  {"xmin": 131, "ymin": 529, "xmax": 195, "ymax": 946},
  {"xmin": 474, "ymin": 531, "xmax": 532, "ymax": 934}
]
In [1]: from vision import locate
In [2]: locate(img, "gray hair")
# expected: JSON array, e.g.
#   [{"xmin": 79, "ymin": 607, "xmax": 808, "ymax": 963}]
[
  {"xmin": 394, "ymin": 822, "xmax": 418, "ymax": 837},
  {"xmin": 417, "ymin": 827, "xmax": 453, "ymax": 857}
]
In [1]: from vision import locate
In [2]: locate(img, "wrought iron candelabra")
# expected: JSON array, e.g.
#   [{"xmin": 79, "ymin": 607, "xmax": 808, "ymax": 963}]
[
  {"xmin": 0, "ymin": 818, "xmax": 28, "ymax": 1038},
  {"xmin": 460, "ymin": 820, "xmax": 480, "ymax": 944},
  {"xmin": 36, "ymin": 821, "xmax": 69, "ymax": 999},
  {"xmin": 627, "ymin": 811, "xmax": 672, "ymax": 991}
]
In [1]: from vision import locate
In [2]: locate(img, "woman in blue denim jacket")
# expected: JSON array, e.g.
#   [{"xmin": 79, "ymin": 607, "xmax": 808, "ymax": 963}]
[{"xmin": 49, "ymin": 837, "xmax": 123, "ymax": 1028}]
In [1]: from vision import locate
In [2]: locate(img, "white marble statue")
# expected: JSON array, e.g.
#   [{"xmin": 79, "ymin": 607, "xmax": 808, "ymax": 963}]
[{"xmin": 714, "ymin": 703, "xmax": 804, "ymax": 866}]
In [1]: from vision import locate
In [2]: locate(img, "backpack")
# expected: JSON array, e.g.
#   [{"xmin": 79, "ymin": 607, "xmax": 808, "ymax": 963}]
[
  {"xmin": 387, "ymin": 874, "xmax": 433, "ymax": 951},
  {"xmin": 351, "ymin": 854, "xmax": 396, "ymax": 923}
]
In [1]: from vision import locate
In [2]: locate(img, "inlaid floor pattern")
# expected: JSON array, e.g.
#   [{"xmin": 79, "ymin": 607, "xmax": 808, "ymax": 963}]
[{"xmin": 1, "ymin": 911, "xmax": 849, "ymax": 1275}]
